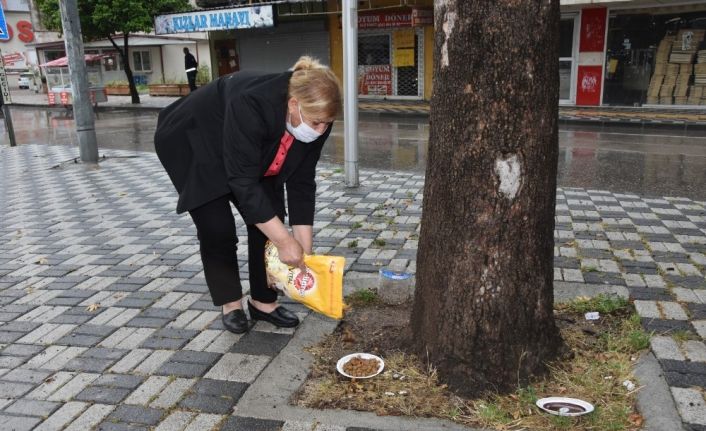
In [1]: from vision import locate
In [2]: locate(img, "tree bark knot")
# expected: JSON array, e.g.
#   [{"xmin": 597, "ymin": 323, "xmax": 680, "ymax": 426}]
[{"xmin": 494, "ymin": 154, "xmax": 522, "ymax": 199}]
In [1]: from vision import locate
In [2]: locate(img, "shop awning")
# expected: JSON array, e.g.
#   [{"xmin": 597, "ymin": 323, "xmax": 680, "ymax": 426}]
[{"xmin": 39, "ymin": 54, "xmax": 105, "ymax": 67}]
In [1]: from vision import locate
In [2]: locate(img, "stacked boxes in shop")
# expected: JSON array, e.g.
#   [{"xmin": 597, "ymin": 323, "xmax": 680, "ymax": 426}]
[{"xmin": 646, "ymin": 30, "xmax": 706, "ymax": 105}]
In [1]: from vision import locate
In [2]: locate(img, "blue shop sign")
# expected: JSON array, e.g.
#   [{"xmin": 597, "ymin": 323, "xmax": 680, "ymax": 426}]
[{"xmin": 155, "ymin": 5, "xmax": 273, "ymax": 34}]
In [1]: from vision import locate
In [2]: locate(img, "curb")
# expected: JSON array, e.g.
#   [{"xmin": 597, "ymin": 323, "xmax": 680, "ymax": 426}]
[
  {"xmin": 634, "ymin": 352, "xmax": 686, "ymax": 431},
  {"xmin": 235, "ymin": 280, "xmax": 679, "ymax": 430},
  {"xmin": 235, "ymin": 312, "xmax": 482, "ymax": 430}
]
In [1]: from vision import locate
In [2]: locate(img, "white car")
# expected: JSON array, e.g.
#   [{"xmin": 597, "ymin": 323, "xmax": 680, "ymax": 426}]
[{"xmin": 18, "ymin": 73, "xmax": 32, "ymax": 89}]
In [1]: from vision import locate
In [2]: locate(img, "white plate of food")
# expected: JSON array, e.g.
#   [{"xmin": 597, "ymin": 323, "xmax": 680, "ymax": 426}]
[{"xmin": 336, "ymin": 353, "xmax": 385, "ymax": 379}]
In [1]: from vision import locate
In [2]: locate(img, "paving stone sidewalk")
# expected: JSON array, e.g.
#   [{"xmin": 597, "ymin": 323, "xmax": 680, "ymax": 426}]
[{"xmin": 1, "ymin": 143, "xmax": 705, "ymax": 430}]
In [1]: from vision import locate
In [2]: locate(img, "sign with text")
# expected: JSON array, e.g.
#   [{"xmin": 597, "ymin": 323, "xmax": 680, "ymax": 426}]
[
  {"xmin": 357, "ymin": 7, "xmax": 432, "ymax": 29},
  {"xmin": 155, "ymin": 5, "xmax": 273, "ymax": 34},
  {"xmin": 393, "ymin": 48, "xmax": 414, "ymax": 67},
  {"xmin": 0, "ymin": 4, "xmax": 8, "ymax": 41},
  {"xmin": 0, "ymin": 51, "xmax": 12, "ymax": 104},
  {"xmin": 358, "ymin": 64, "xmax": 392, "ymax": 96},
  {"xmin": 411, "ymin": 8, "xmax": 433, "ymax": 26},
  {"xmin": 2, "ymin": 52, "xmax": 23, "ymax": 65},
  {"xmin": 393, "ymin": 29, "xmax": 415, "ymax": 48}
]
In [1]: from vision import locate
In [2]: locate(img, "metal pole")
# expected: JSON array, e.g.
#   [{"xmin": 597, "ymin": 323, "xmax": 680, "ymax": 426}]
[
  {"xmin": 0, "ymin": 50, "xmax": 17, "ymax": 147},
  {"xmin": 59, "ymin": 0, "xmax": 98, "ymax": 163},
  {"xmin": 2, "ymin": 103, "xmax": 16, "ymax": 147},
  {"xmin": 342, "ymin": 0, "xmax": 359, "ymax": 187}
]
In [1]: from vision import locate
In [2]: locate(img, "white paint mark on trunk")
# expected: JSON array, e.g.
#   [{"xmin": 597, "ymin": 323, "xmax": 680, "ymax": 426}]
[
  {"xmin": 437, "ymin": 0, "xmax": 456, "ymax": 68},
  {"xmin": 494, "ymin": 155, "xmax": 522, "ymax": 199}
]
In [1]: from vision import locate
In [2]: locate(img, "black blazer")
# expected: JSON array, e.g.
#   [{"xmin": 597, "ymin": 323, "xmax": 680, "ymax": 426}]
[{"xmin": 154, "ymin": 71, "xmax": 332, "ymax": 225}]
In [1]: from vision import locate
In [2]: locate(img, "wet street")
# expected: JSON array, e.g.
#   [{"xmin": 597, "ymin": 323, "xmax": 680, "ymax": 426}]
[{"xmin": 3, "ymin": 106, "xmax": 706, "ymax": 200}]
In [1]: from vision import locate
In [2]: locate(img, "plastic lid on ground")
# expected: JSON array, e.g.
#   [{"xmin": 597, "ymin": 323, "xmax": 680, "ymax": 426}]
[{"xmin": 379, "ymin": 268, "xmax": 412, "ymax": 280}]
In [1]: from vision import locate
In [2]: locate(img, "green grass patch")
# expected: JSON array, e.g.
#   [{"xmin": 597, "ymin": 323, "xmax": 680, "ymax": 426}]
[
  {"xmin": 345, "ymin": 289, "xmax": 378, "ymax": 306},
  {"xmin": 564, "ymin": 294, "xmax": 629, "ymax": 314},
  {"xmin": 372, "ymin": 238, "xmax": 386, "ymax": 247}
]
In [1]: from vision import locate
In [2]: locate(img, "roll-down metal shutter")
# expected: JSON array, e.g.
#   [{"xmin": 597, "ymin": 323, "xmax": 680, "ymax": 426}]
[{"xmin": 237, "ymin": 31, "xmax": 331, "ymax": 72}]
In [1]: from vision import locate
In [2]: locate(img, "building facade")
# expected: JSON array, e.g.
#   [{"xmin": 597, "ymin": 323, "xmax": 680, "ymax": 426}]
[
  {"xmin": 31, "ymin": 34, "xmax": 211, "ymax": 87},
  {"xmin": 561, "ymin": 0, "xmax": 706, "ymax": 107},
  {"xmin": 156, "ymin": 0, "xmax": 435, "ymax": 100}
]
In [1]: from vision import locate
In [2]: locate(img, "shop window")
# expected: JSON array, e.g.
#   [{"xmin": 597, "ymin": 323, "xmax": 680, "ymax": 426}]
[
  {"xmin": 358, "ymin": 34, "xmax": 392, "ymax": 96},
  {"xmin": 102, "ymin": 51, "xmax": 123, "ymax": 71},
  {"xmin": 560, "ymin": 17, "xmax": 577, "ymax": 102},
  {"xmin": 603, "ymin": 12, "xmax": 706, "ymax": 106},
  {"xmin": 44, "ymin": 50, "xmax": 65, "ymax": 62},
  {"xmin": 559, "ymin": 60, "xmax": 572, "ymax": 100},
  {"xmin": 132, "ymin": 50, "xmax": 152, "ymax": 72},
  {"xmin": 357, "ymin": 30, "xmax": 423, "ymax": 98},
  {"xmin": 560, "ymin": 19, "xmax": 575, "ymax": 58},
  {"xmin": 396, "ymin": 34, "xmax": 419, "ymax": 97}
]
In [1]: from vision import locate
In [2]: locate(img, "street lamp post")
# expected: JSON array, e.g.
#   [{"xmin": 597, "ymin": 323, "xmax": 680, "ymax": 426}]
[
  {"xmin": 59, "ymin": 0, "xmax": 98, "ymax": 163},
  {"xmin": 342, "ymin": 0, "xmax": 359, "ymax": 187}
]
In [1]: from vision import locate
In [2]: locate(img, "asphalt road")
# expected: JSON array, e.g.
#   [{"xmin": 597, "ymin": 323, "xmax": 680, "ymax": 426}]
[{"xmin": 3, "ymin": 107, "xmax": 706, "ymax": 200}]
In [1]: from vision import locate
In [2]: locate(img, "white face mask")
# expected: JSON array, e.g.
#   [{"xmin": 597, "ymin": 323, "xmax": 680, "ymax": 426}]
[{"xmin": 286, "ymin": 104, "xmax": 322, "ymax": 143}]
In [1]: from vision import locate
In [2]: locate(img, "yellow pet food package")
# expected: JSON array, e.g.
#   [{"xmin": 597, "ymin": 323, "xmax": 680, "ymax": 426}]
[{"xmin": 264, "ymin": 241, "xmax": 345, "ymax": 320}]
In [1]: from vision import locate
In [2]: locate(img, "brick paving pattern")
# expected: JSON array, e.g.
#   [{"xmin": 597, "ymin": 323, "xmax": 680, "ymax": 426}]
[{"xmin": 1, "ymin": 144, "xmax": 705, "ymax": 430}]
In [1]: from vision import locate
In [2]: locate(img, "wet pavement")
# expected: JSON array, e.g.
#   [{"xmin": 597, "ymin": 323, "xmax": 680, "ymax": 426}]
[{"xmin": 2, "ymin": 106, "xmax": 706, "ymax": 200}]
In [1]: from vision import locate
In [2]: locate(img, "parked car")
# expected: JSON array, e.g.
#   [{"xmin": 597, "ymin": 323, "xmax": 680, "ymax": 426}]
[{"xmin": 18, "ymin": 73, "xmax": 33, "ymax": 89}]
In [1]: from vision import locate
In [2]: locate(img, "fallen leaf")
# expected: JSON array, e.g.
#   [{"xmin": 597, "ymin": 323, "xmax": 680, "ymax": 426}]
[
  {"xmin": 629, "ymin": 413, "xmax": 644, "ymax": 426},
  {"xmin": 342, "ymin": 327, "xmax": 357, "ymax": 343},
  {"xmin": 86, "ymin": 303, "xmax": 101, "ymax": 312},
  {"xmin": 43, "ymin": 377, "xmax": 55, "ymax": 384}
]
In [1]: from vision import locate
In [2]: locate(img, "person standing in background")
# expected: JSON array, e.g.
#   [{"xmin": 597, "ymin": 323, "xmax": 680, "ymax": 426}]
[{"xmin": 184, "ymin": 47, "xmax": 198, "ymax": 92}]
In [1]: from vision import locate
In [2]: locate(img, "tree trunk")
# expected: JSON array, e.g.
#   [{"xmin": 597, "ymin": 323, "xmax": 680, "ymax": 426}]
[
  {"xmin": 411, "ymin": 0, "xmax": 563, "ymax": 397},
  {"xmin": 109, "ymin": 34, "xmax": 140, "ymax": 104}
]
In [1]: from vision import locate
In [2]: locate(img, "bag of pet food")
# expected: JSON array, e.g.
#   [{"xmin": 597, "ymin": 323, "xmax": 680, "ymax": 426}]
[{"xmin": 264, "ymin": 241, "xmax": 345, "ymax": 320}]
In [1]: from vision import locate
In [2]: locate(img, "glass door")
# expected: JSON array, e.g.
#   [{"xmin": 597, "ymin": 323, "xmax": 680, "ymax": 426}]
[{"xmin": 560, "ymin": 16, "xmax": 579, "ymax": 104}]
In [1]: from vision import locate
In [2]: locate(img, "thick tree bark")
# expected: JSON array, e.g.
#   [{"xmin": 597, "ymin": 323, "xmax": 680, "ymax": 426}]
[
  {"xmin": 411, "ymin": 0, "xmax": 562, "ymax": 396},
  {"xmin": 109, "ymin": 33, "xmax": 140, "ymax": 104}
]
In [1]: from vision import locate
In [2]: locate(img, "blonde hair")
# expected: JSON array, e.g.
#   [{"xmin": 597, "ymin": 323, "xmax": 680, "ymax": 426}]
[{"xmin": 289, "ymin": 56, "xmax": 342, "ymax": 120}]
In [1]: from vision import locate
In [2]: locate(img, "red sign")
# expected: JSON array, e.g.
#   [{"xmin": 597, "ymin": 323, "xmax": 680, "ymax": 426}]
[
  {"xmin": 47, "ymin": 92, "xmax": 55, "ymax": 105},
  {"xmin": 576, "ymin": 66, "xmax": 602, "ymax": 106},
  {"xmin": 60, "ymin": 91, "xmax": 70, "ymax": 105},
  {"xmin": 358, "ymin": 65, "xmax": 392, "ymax": 95},
  {"xmin": 579, "ymin": 8, "xmax": 607, "ymax": 52},
  {"xmin": 0, "ymin": 20, "xmax": 35, "ymax": 44},
  {"xmin": 359, "ymin": 12, "xmax": 411, "ymax": 29},
  {"xmin": 411, "ymin": 8, "xmax": 433, "ymax": 26},
  {"xmin": 2, "ymin": 52, "xmax": 23, "ymax": 65}
]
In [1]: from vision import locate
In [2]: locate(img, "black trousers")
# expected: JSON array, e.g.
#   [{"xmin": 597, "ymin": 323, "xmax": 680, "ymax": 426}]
[
  {"xmin": 186, "ymin": 71, "xmax": 197, "ymax": 92},
  {"xmin": 189, "ymin": 194, "xmax": 283, "ymax": 306}
]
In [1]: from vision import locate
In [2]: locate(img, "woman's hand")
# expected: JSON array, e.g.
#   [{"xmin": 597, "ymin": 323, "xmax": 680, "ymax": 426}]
[
  {"xmin": 274, "ymin": 235, "xmax": 305, "ymax": 270},
  {"xmin": 256, "ymin": 216, "xmax": 306, "ymax": 270}
]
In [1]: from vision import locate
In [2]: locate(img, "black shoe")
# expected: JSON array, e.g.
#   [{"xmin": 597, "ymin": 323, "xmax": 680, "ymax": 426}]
[
  {"xmin": 248, "ymin": 301, "xmax": 299, "ymax": 328},
  {"xmin": 222, "ymin": 309, "xmax": 251, "ymax": 334}
]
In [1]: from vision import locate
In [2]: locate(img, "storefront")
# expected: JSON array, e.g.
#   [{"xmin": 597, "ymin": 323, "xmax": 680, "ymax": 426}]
[
  {"xmin": 157, "ymin": 4, "xmax": 328, "ymax": 79},
  {"xmin": 211, "ymin": 19, "xmax": 329, "ymax": 75},
  {"xmin": 602, "ymin": 7, "xmax": 706, "ymax": 107},
  {"xmin": 31, "ymin": 35, "xmax": 210, "ymax": 87},
  {"xmin": 353, "ymin": 9, "xmax": 431, "ymax": 100},
  {"xmin": 327, "ymin": 7, "xmax": 432, "ymax": 100}
]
